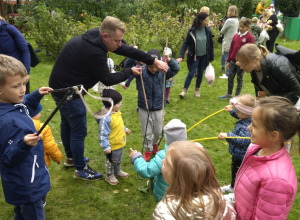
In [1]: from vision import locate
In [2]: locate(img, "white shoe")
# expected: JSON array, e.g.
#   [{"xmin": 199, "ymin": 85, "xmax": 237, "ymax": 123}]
[
  {"xmin": 221, "ymin": 184, "xmax": 234, "ymax": 194},
  {"xmin": 224, "ymin": 193, "xmax": 235, "ymax": 203},
  {"xmin": 219, "ymin": 74, "xmax": 228, "ymax": 79}
]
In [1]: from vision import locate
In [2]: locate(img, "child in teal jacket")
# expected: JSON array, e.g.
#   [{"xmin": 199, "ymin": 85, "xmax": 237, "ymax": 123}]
[{"xmin": 129, "ymin": 119, "xmax": 187, "ymax": 201}]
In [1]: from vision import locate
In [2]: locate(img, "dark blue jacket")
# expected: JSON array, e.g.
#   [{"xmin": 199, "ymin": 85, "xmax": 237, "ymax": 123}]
[
  {"xmin": 0, "ymin": 90, "xmax": 50, "ymax": 205},
  {"xmin": 126, "ymin": 58, "xmax": 179, "ymax": 111},
  {"xmin": 0, "ymin": 20, "xmax": 30, "ymax": 74},
  {"xmin": 226, "ymin": 109, "xmax": 251, "ymax": 161},
  {"xmin": 179, "ymin": 26, "xmax": 214, "ymax": 71}
]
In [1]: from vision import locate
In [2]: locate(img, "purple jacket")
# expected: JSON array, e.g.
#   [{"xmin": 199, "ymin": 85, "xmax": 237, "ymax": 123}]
[{"xmin": 234, "ymin": 144, "xmax": 297, "ymax": 220}]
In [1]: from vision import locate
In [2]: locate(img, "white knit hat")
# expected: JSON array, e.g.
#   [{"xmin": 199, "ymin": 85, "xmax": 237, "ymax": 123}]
[{"xmin": 164, "ymin": 119, "xmax": 187, "ymax": 145}]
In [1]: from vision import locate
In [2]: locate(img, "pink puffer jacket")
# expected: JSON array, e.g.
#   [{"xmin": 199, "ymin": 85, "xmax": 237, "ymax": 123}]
[{"xmin": 234, "ymin": 144, "xmax": 297, "ymax": 220}]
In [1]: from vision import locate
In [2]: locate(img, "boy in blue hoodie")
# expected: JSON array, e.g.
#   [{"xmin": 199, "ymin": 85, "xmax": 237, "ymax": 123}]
[{"xmin": 0, "ymin": 54, "xmax": 52, "ymax": 220}]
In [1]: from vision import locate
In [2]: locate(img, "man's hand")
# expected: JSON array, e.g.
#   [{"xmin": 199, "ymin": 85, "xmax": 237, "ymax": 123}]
[
  {"xmin": 154, "ymin": 59, "xmax": 168, "ymax": 73},
  {"xmin": 39, "ymin": 87, "xmax": 53, "ymax": 95},
  {"xmin": 24, "ymin": 133, "xmax": 41, "ymax": 146},
  {"xmin": 131, "ymin": 66, "xmax": 142, "ymax": 76}
]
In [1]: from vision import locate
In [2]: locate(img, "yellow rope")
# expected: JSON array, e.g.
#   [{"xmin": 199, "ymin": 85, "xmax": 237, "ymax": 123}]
[
  {"xmin": 190, "ymin": 137, "xmax": 251, "ymax": 142},
  {"xmin": 187, "ymin": 109, "xmax": 225, "ymax": 132}
]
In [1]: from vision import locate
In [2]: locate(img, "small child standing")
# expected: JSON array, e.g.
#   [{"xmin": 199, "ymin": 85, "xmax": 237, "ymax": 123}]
[
  {"xmin": 30, "ymin": 103, "xmax": 63, "ymax": 207},
  {"xmin": 133, "ymin": 49, "xmax": 180, "ymax": 161},
  {"xmin": 250, "ymin": 17, "xmax": 262, "ymax": 44},
  {"xmin": 152, "ymin": 141, "xmax": 237, "ymax": 219},
  {"xmin": 0, "ymin": 54, "xmax": 52, "ymax": 220},
  {"xmin": 92, "ymin": 58, "xmax": 125, "ymax": 96},
  {"xmin": 129, "ymin": 119, "xmax": 187, "ymax": 202},
  {"xmin": 233, "ymin": 96, "xmax": 298, "ymax": 219},
  {"xmin": 219, "ymin": 18, "xmax": 254, "ymax": 100},
  {"xmin": 217, "ymin": 94, "xmax": 255, "ymax": 195},
  {"xmin": 98, "ymin": 89, "xmax": 131, "ymax": 185},
  {"xmin": 162, "ymin": 47, "xmax": 175, "ymax": 104}
]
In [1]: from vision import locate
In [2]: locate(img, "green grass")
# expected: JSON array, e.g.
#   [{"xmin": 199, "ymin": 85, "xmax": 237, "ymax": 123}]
[{"xmin": 0, "ymin": 37, "xmax": 299, "ymax": 219}]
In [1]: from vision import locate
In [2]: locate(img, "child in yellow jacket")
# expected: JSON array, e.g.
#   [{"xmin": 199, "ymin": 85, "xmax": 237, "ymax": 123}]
[{"xmin": 31, "ymin": 103, "xmax": 62, "ymax": 206}]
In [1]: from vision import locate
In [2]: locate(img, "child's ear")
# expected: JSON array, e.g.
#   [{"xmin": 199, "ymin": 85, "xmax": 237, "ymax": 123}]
[{"xmin": 270, "ymin": 131, "xmax": 281, "ymax": 142}]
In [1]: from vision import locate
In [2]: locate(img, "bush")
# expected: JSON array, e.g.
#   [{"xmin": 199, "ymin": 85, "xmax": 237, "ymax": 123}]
[{"xmin": 275, "ymin": 0, "xmax": 300, "ymax": 17}]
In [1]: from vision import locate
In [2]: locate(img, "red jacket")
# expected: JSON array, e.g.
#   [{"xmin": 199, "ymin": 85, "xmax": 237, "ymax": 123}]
[
  {"xmin": 234, "ymin": 144, "xmax": 297, "ymax": 219},
  {"xmin": 227, "ymin": 32, "xmax": 254, "ymax": 63}
]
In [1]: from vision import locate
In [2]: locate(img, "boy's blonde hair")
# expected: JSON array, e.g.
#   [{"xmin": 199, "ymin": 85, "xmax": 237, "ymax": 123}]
[
  {"xmin": 164, "ymin": 141, "xmax": 222, "ymax": 219},
  {"xmin": 252, "ymin": 17, "xmax": 258, "ymax": 24},
  {"xmin": 99, "ymin": 16, "xmax": 126, "ymax": 36},
  {"xmin": 199, "ymin": 6, "xmax": 210, "ymax": 15},
  {"xmin": 0, "ymin": 55, "xmax": 27, "ymax": 86},
  {"xmin": 227, "ymin": 5, "xmax": 239, "ymax": 18},
  {"xmin": 236, "ymin": 43, "xmax": 269, "ymax": 65}
]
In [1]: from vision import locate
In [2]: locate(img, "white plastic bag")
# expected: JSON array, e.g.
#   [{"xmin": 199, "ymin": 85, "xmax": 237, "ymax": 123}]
[
  {"xmin": 257, "ymin": 29, "xmax": 270, "ymax": 44},
  {"xmin": 205, "ymin": 63, "xmax": 215, "ymax": 86},
  {"xmin": 276, "ymin": 20, "xmax": 284, "ymax": 33}
]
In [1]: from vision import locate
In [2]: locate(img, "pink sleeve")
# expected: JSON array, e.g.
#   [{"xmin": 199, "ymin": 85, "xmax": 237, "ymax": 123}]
[{"xmin": 254, "ymin": 179, "xmax": 295, "ymax": 219}]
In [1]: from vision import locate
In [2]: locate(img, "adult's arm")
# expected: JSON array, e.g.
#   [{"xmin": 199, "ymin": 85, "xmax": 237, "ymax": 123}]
[
  {"xmin": 7, "ymin": 25, "xmax": 30, "ymax": 74},
  {"xmin": 220, "ymin": 19, "xmax": 231, "ymax": 35}
]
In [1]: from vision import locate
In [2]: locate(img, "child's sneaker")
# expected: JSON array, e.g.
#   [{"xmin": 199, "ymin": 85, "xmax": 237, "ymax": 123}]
[
  {"xmin": 115, "ymin": 170, "xmax": 129, "ymax": 178},
  {"xmin": 143, "ymin": 151, "xmax": 152, "ymax": 162},
  {"xmin": 153, "ymin": 144, "xmax": 159, "ymax": 155},
  {"xmin": 74, "ymin": 165, "xmax": 103, "ymax": 180},
  {"xmin": 64, "ymin": 157, "xmax": 90, "ymax": 167},
  {"xmin": 224, "ymin": 193, "xmax": 235, "ymax": 203},
  {"xmin": 105, "ymin": 175, "xmax": 119, "ymax": 185},
  {"xmin": 221, "ymin": 184, "xmax": 234, "ymax": 194}
]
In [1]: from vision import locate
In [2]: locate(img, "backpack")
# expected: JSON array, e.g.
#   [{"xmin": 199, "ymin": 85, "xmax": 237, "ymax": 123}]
[{"xmin": 275, "ymin": 44, "xmax": 300, "ymax": 73}]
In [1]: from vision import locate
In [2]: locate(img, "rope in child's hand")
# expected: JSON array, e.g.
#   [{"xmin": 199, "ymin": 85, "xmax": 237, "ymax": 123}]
[
  {"xmin": 187, "ymin": 109, "xmax": 225, "ymax": 132},
  {"xmin": 190, "ymin": 137, "xmax": 251, "ymax": 142}
]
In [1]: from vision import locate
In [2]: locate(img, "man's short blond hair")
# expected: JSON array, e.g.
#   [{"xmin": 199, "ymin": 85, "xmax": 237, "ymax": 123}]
[
  {"xmin": 0, "ymin": 55, "xmax": 27, "ymax": 86},
  {"xmin": 99, "ymin": 16, "xmax": 126, "ymax": 36}
]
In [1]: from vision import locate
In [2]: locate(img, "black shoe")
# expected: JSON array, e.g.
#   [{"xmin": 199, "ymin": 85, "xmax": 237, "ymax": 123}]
[
  {"xmin": 220, "ymin": 67, "xmax": 225, "ymax": 73},
  {"xmin": 166, "ymin": 100, "xmax": 170, "ymax": 104}
]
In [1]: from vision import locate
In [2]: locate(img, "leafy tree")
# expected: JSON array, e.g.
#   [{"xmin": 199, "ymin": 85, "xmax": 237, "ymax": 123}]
[{"xmin": 275, "ymin": 0, "xmax": 300, "ymax": 17}]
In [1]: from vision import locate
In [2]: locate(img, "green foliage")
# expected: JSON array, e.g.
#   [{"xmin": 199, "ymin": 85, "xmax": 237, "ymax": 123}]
[
  {"xmin": 275, "ymin": 0, "xmax": 300, "ymax": 17},
  {"xmin": 15, "ymin": 3, "xmax": 101, "ymax": 58},
  {"xmin": 236, "ymin": 0, "xmax": 253, "ymax": 18}
]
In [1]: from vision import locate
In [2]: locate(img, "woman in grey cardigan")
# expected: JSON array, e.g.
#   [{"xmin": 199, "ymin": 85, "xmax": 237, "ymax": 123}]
[{"xmin": 219, "ymin": 5, "xmax": 239, "ymax": 79}]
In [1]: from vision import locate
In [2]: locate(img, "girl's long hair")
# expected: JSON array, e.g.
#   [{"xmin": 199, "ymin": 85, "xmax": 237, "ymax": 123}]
[{"xmin": 163, "ymin": 141, "xmax": 223, "ymax": 219}]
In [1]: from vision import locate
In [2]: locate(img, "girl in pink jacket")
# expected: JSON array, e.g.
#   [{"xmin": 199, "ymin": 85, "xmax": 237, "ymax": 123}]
[{"xmin": 234, "ymin": 96, "xmax": 298, "ymax": 219}]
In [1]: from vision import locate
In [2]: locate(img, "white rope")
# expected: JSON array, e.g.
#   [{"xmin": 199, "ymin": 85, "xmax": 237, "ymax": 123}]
[{"xmin": 72, "ymin": 85, "xmax": 113, "ymax": 119}]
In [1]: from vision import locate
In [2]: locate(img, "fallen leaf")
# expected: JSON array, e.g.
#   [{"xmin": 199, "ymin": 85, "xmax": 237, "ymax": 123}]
[
  {"xmin": 81, "ymin": 200, "xmax": 87, "ymax": 203},
  {"xmin": 113, "ymin": 190, "xmax": 119, "ymax": 194},
  {"xmin": 138, "ymin": 185, "xmax": 149, "ymax": 193},
  {"xmin": 124, "ymin": 204, "xmax": 128, "ymax": 207},
  {"xmin": 124, "ymin": 189, "xmax": 129, "ymax": 192}
]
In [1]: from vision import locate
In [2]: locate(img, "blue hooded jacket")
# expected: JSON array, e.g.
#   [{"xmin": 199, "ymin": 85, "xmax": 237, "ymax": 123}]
[
  {"xmin": 0, "ymin": 90, "xmax": 50, "ymax": 205},
  {"xmin": 0, "ymin": 20, "xmax": 30, "ymax": 74}
]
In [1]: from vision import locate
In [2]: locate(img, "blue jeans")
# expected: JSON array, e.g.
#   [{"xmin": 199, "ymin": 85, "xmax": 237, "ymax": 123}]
[
  {"xmin": 223, "ymin": 52, "xmax": 229, "ymax": 76},
  {"xmin": 14, "ymin": 199, "xmax": 45, "ymax": 220},
  {"xmin": 183, "ymin": 55, "xmax": 207, "ymax": 89},
  {"xmin": 52, "ymin": 95, "xmax": 87, "ymax": 170}
]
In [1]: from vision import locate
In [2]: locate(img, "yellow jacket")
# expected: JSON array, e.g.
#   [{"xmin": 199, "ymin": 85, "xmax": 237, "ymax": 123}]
[
  {"xmin": 255, "ymin": 2, "xmax": 265, "ymax": 15},
  {"xmin": 33, "ymin": 119, "xmax": 62, "ymax": 167},
  {"xmin": 99, "ymin": 111, "xmax": 126, "ymax": 151}
]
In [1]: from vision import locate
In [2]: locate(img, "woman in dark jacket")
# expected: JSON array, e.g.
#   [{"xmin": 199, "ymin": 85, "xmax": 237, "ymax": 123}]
[
  {"xmin": 265, "ymin": 10, "xmax": 279, "ymax": 52},
  {"xmin": 236, "ymin": 43, "xmax": 300, "ymax": 104},
  {"xmin": 177, "ymin": 12, "xmax": 214, "ymax": 98},
  {"xmin": 0, "ymin": 17, "xmax": 30, "ymax": 93}
]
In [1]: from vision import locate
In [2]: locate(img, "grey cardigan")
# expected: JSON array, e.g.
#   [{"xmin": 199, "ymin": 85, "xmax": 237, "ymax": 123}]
[{"xmin": 221, "ymin": 17, "xmax": 239, "ymax": 52}]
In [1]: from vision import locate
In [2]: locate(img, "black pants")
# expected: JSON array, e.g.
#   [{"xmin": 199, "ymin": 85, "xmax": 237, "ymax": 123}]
[{"xmin": 231, "ymin": 157, "xmax": 243, "ymax": 188}]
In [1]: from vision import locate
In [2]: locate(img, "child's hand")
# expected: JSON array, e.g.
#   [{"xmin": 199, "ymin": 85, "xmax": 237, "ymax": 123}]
[
  {"xmin": 24, "ymin": 133, "xmax": 41, "ymax": 146},
  {"xmin": 126, "ymin": 129, "xmax": 131, "ymax": 134},
  {"xmin": 131, "ymin": 66, "xmax": 142, "ymax": 75},
  {"xmin": 123, "ymin": 85, "xmax": 128, "ymax": 90},
  {"xmin": 129, "ymin": 148, "xmax": 137, "ymax": 157},
  {"xmin": 164, "ymin": 50, "xmax": 171, "ymax": 62},
  {"xmin": 39, "ymin": 87, "xmax": 53, "ymax": 95},
  {"xmin": 177, "ymin": 58, "xmax": 183, "ymax": 63},
  {"xmin": 104, "ymin": 149, "xmax": 111, "ymax": 154},
  {"xmin": 93, "ymin": 91, "xmax": 98, "ymax": 94},
  {"xmin": 218, "ymin": 132, "xmax": 227, "ymax": 140},
  {"xmin": 224, "ymin": 105, "xmax": 233, "ymax": 112},
  {"xmin": 57, "ymin": 160, "xmax": 62, "ymax": 165},
  {"xmin": 226, "ymin": 63, "xmax": 230, "ymax": 69}
]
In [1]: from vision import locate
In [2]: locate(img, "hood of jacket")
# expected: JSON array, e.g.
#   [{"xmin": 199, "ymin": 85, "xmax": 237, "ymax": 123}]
[{"xmin": 81, "ymin": 27, "xmax": 107, "ymax": 53}]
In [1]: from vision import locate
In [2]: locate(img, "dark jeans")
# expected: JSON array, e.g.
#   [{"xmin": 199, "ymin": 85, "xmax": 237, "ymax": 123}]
[
  {"xmin": 183, "ymin": 55, "xmax": 207, "ymax": 89},
  {"xmin": 52, "ymin": 95, "xmax": 87, "ymax": 170},
  {"xmin": 14, "ymin": 199, "xmax": 45, "ymax": 220},
  {"xmin": 231, "ymin": 157, "xmax": 243, "ymax": 188},
  {"xmin": 227, "ymin": 60, "xmax": 244, "ymax": 96}
]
